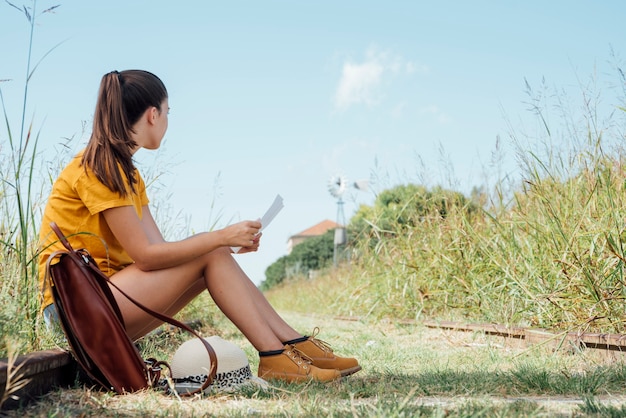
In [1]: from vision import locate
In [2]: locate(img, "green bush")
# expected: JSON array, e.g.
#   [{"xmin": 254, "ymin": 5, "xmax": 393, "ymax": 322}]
[
  {"xmin": 348, "ymin": 183, "xmax": 478, "ymax": 249},
  {"xmin": 260, "ymin": 230, "xmax": 334, "ymax": 290}
]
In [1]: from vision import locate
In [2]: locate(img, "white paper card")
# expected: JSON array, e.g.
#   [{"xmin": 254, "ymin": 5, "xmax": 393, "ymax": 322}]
[{"xmin": 231, "ymin": 194, "xmax": 284, "ymax": 253}]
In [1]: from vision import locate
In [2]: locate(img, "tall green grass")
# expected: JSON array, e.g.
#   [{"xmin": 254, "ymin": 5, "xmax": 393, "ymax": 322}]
[
  {"xmin": 1, "ymin": 1, "xmax": 62, "ymax": 356},
  {"xmin": 267, "ymin": 63, "xmax": 626, "ymax": 335}
]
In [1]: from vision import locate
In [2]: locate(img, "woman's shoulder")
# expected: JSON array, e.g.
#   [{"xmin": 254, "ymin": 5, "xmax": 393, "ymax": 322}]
[
  {"xmin": 57, "ymin": 151, "xmax": 88, "ymax": 180},
  {"xmin": 57, "ymin": 149, "xmax": 147, "ymax": 198}
]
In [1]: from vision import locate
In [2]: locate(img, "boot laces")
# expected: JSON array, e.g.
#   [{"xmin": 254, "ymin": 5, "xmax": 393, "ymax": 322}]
[
  {"xmin": 309, "ymin": 327, "xmax": 334, "ymax": 353},
  {"xmin": 286, "ymin": 344, "xmax": 314, "ymax": 366}
]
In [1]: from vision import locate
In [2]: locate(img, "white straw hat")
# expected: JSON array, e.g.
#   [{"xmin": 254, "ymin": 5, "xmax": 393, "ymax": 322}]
[{"xmin": 170, "ymin": 335, "xmax": 267, "ymax": 393}]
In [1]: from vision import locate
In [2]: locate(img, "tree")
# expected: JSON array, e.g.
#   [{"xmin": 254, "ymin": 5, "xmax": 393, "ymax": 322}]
[
  {"xmin": 260, "ymin": 230, "xmax": 334, "ymax": 291},
  {"xmin": 349, "ymin": 183, "xmax": 477, "ymax": 245}
]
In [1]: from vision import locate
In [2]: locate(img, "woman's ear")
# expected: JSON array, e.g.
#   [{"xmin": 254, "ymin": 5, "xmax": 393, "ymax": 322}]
[{"xmin": 146, "ymin": 106, "xmax": 159, "ymax": 125}]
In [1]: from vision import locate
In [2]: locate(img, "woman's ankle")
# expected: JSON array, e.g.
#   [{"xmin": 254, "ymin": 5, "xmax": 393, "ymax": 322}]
[
  {"xmin": 282, "ymin": 335, "xmax": 308, "ymax": 345},
  {"xmin": 258, "ymin": 348, "xmax": 285, "ymax": 357}
]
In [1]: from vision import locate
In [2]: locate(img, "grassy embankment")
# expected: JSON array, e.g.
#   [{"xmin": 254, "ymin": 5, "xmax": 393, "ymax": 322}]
[{"xmin": 267, "ymin": 73, "xmax": 626, "ymax": 337}]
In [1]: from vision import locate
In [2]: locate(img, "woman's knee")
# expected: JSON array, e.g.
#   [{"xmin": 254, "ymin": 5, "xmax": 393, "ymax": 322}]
[
  {"xmin": 202, "ymin": 247, "xmax": 246, "ymax": 284},
  {"xmin": 206, "ymin": 246, "xmax": 233, "ymax": 260}
]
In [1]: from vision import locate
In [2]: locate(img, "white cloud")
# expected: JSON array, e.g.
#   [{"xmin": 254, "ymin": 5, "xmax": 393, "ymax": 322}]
[
  {"xmin": 333, "ymin": 47, "xmax": 419, "ymax": 111},
  {"xmin": 334, "ymin": 59, "xmax": 384, "ymax": 110}
]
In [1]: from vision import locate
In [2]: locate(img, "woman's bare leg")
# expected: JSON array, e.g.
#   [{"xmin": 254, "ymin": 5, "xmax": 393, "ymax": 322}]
[
  {"xmin": 109, "ymin": 247, "xmax": 301, "ymax": 350},
  {"xmin": 198, "ymin": 247, "xmax": 302, "ymax": 346},
  {"xmin": 240, "ymin": 275, "xmax": 303, "ymax": 342}
]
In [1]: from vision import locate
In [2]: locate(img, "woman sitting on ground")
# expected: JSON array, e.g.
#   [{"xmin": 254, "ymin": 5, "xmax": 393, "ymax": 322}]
[{"xmin": 38, "ymin": 69, "xmax": 361, "ymax": 383}]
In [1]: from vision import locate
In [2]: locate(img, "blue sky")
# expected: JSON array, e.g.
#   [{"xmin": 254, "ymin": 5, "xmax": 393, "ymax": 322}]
[{"xmin": 2, "ymin": 1, "xmax": 626, "ymax": 284}]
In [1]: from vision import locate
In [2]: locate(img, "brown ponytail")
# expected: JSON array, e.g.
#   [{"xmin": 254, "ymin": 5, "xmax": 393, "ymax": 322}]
[{"xmin": 82, "ymin": 70, "xmax": 168, "ymax": 197}]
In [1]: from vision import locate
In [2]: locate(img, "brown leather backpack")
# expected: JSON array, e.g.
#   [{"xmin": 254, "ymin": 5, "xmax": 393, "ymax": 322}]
[{"xmin": 45, "ymin": 222, "xmax": 217, "ymax": 395}]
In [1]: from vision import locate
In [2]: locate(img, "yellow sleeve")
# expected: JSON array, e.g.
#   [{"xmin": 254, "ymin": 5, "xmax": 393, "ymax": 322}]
[{"xmin": 74, "ymin": 169, "xmax": 149, "ymax": 216}]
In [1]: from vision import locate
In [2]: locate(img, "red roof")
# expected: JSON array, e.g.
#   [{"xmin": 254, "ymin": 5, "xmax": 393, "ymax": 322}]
[{"xmin": 292, "ymin": 219, "xmax": 340, "ymax": 238}]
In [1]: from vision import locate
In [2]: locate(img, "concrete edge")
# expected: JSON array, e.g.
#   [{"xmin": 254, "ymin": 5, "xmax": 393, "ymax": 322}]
[{"xmin": 0, "ymin": 349, "xmax": 79, "ymax": 410}]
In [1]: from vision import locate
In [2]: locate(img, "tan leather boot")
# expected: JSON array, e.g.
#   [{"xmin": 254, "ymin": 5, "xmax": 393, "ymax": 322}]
[
  {"xmin": 292, "ymin": 329, "xmax": 362, "ymax": 377},
  {"xmin": 258, "ymin": 345, "xmax": 341, "ymax": 383}
]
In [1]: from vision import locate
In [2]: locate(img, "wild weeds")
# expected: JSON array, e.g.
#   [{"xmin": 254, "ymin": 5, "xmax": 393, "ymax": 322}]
[
  {"xmin": 0, "ymin": 342, "xmax": 30, "ymax": 409},
  {"xmin": 267, "ymin": 60, "xmax": 626, "ymax": 335},
  {"xmin": 0, "ymin": 0, "xmax": 61, "ymax": 355}
]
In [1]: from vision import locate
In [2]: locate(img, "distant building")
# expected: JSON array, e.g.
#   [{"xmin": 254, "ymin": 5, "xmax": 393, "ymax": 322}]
[{"xmin": 287, "ymin": 219, "xmax": 340, "ymax": 254}]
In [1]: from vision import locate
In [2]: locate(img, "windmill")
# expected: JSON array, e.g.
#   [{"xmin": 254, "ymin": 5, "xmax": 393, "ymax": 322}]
[{"xmin": 328, "ymin": 174, "xmax": 369, "ymax": 265}]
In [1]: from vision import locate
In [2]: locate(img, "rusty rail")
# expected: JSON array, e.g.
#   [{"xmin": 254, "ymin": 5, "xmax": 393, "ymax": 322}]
[{"xmin": 421, "ymin": 320, "xmax": 626, "ymax": 352}]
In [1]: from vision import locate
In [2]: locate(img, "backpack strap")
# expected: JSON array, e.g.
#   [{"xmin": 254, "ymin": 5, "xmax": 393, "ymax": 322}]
[{"xmin": 50, "ymin": 221, "xmax": 74, "ymax": 252}]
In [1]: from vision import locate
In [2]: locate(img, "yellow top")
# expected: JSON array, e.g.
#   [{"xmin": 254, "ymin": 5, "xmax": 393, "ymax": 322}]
[{"xmin": 38, "ymin": 152, "xmax": 149, "ymax": 308}]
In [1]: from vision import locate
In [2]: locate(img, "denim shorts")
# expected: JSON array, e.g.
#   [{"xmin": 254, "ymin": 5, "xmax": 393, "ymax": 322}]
[{"xmin": 43, "ymin": 303, "xmax": 61, "ymax": 330}]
